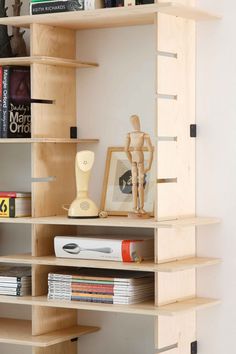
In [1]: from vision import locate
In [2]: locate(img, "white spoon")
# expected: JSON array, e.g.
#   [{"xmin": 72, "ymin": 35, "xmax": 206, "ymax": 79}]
[{"xmin": 63, "ymin": 243, "xmax": 113, "ymax": 254}]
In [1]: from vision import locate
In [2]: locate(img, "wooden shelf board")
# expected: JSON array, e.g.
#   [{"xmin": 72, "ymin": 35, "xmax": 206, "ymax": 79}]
[
  {"xmin": 0, "ymin": 4, "xmax": 220, "ymax": 31},
  {"xmin": 159, "ymin": 297, "xmax": 221, "ymax": 315},
  {"xmin": 158, "ymin": 217, "xmax": 221, "ymax": 228},
  {"xmin": 0, "ymin": 254, "xmax": 221, "ymax": 272},
  {"xmin": 0, "ymin": 56, "xmax": 98, "ymax": 68},
  {"xmin": 0, "ymin": 296, "xmax": 220, "ymax": 316},
  {"xmin": 0, "ymin": 318, "xmax": 98, "ymax": 347},
  {"xmin": 0, "ymin": 138, "xmax": 99, "ymax": 144},
  {"xmin": 0, "ymin": 215, "xmax": 220, "ymax": 228}
]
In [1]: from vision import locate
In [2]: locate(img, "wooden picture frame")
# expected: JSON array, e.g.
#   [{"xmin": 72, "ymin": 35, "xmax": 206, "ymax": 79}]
[{"xmin": 101, "ymin": 147, "xmax": 155, "ymax": 216}]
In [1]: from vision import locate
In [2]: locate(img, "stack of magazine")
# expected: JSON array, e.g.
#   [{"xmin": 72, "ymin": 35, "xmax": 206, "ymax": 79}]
[
  {"xmin": 0, "ymin": 266, "xmax": 31, "ymax": 296},
  {"xmin": 48, "ymin": 268, "xmax": 154, "ymax": 304}
]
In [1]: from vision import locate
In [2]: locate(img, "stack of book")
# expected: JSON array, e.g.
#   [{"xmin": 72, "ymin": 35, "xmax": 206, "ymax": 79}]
[
  {"xmin": 0, "ymin": 266, "xmax": 31, "ymax": 296},
  {"xmin": 0, "ymin": 66, "xmax": 31, "ymax": 138},
  {"xmin": 48, "ymin": 268, "xmax": 154, "ymax": 304},
  {"xmin": 0, "ymin": 191, "xmax": 31, "ymax": 218},
  {"xmin": 30, "ymin": 0, "xmax": 103, "ymax": 14}
]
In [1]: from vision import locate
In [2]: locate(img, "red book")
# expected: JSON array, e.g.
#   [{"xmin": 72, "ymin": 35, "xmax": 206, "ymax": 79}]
[{"xmin": 0, "ymin": 192, "xmax": 31, "ymax": 198}]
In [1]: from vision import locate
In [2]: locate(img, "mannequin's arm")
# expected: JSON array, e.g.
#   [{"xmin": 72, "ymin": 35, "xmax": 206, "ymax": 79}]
[
  {"xmin": 125, "ymin": 133, "xmax": 132, "ymax": 163},
  {"xmin": 144, "ymin": 135, "xmax": 153, "ymax": 173}
]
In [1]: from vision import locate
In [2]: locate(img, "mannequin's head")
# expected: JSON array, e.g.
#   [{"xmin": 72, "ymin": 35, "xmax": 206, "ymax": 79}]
[{"xmin": 130, "ymin": 115, "xmax": 141, "ymax": 131}]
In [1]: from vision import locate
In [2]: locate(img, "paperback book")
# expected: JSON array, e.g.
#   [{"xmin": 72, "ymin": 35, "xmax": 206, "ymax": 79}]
[
  {"xmin": 0, "ymin": 66, "xmax": 31, "ymax": 138},
  {"xmin": 0, "ymin": 266, "xmax": 31, "ymax": 296},
  {"xmin": 0, "ymin": 67, "xmax": 2, "ymax": 131}
]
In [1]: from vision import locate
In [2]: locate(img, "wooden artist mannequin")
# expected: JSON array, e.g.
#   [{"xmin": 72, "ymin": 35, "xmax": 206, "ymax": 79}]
[
  {"xmin": 11, "ymin": 0, "xmax": 27, "ymax": 57},
  {"xmin": 125, "ymin": 115, "xmax": 153, "ymax": 218}
]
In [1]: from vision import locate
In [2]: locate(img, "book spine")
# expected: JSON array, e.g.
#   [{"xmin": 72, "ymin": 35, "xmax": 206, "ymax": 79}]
[
  {"xmin": 9, "ymin": 198, "xmax": 16, "ymax": 217},
  {"xmin": 31, "ymin": 1, "xmax": 68, "ymax": 14},
  {"xmin": 115, "ymin": 0, "xmax": 124, "ymax": 6},
  {"xmin": 31, "ymin": 0, "xmax": 84, "ymax": 14},
  {"xmin": 0, "ymin": 276, "xmax": 25, "ymax": 282},
  {"xmin": 104, "ymin": 0, "xmax": 115, "ymax": 7},
  {"xmin": 31, "ymin": 0, "xmax": 57, "ymax": 2},
  {"xmin": 0, "ymin": 192, "xmax": 31, "ymax": 198},
  {"xmin": 84, "ymin": 0, "xmax": 103, "ymax": 10},
  {"xmin": 0, "ymin": 67, "xmax": 2, "ymax": 138},
  {"xmin": 124, "ymin": 0, "xmax": 135, "ymax": 6},
  {"xmin": 2, "ymin": 67, "xmax": 10, "ymax": 139}
]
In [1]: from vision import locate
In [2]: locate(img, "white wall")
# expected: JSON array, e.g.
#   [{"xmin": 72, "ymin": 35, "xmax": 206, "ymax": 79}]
[
  {"xmin": 76, "ymin": 25, "xmax": 156, "ymax": 354},
  {"xmin": 196, "ymin": 1, "xmax": 232, "ymax": 353},
  {"xmin": 76, "ymin": 25, "xmax": 156, "ymax": 205}
]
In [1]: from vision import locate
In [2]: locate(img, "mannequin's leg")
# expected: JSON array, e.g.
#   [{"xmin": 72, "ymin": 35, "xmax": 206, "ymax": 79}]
[
  {"xmin": 138, "ymin": 163, "xmax": 146, "ymax": 213},
  {"xmin": 131, "ymin": 163, "xmax": 138, "ymax": 212}
]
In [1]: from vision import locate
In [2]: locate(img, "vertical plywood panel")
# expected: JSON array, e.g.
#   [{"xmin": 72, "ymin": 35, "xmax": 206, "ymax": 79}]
[
  {"xmin": 156, "ymin": 269, "xmax": 196, "ymax": 306},
  {"xmin": 156, "ymin": 14, "xmax": 195, "ymax": 220},
  {"xmin": 34, "ymin": 342, "xmax": 77, "ymax": 354},
  {"xmin": 158, "ymin": 141, "xmax": 177, "ymax": 179},
  {"xmin": 30, "ymin": 24, "xmax": 76, "ymax": 59},
  {"xmin": 177, "ymin": 312, "xmax": 196, "ymax": 354},
  {"xmin": 155, "ymin": 312, "xmax": 196, "ymax": 353},
  {"xmin": 155, "ymin": 1, "xmax": 196, "ymax": 353},
  {"xmin": 156, "ymin": 227, "xmax": 195, "ymax": 263},
  {"xmin": 155, "ymin": 316, "xmax": 178, "ymax": 350},
  {"xmin": 30, "ymin": 24, "xmax": 76, "ymax": 139},
  {"xmin": 32, "ymin": 307, "xmax": 77, "ymax": 335},
  {"xmin": 31, "ymin": 143, "xmax": 76, "ymax": 217},
  {"xmin": 32, "ymin": 224, "xmax": 77, "ymax": 257},
  {"xmin": 31, "ymin": 23, "xmax": 77, "ymax": 354},
  {"xmin": 31, "ymin": 64, "xmax": 76, "ymax": 139}
]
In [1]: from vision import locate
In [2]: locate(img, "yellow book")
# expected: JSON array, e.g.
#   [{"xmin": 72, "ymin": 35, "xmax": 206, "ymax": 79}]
[{"xmin": 0, "ymin": 197, "xmax": 31, "ymax": 218}]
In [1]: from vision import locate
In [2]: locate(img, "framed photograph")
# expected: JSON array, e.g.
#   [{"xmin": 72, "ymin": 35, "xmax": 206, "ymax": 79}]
[{"xmin": 101, "ymin": 147, "xmax": 155, "ymax": 216}]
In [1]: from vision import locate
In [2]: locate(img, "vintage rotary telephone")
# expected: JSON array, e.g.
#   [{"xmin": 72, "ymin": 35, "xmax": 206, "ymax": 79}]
[{"xmin": 68, "ymin": 151, "xmax": 99, "ymax": 218}]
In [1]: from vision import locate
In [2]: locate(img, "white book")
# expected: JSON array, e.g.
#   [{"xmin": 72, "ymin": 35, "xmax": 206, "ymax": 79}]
[
  {"xmin": 124, "ymin": 0, "xmax": 135, "ymax": 6},
  {"xmin": 84, "ymin": 0, "xmax": 103, "ymax": 10},
  {"xmin": 54, "ymin": 235, "xmax": 154, "ymax": 262}
]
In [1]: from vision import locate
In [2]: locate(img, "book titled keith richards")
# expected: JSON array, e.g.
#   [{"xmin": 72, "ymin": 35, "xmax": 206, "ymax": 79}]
[
  {"xmin": 1, "ymin": 66, "xmax": 31, "ymax": 138},
  {"xmin": 30, "ymin": 0, "xmax": 84, "ymax": 14}
]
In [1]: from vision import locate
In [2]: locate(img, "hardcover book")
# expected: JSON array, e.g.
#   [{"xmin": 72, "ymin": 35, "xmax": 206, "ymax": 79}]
[
  {"xmin": 31, "ymin": 0, "xmax": 84, "ymax": 14},
  {"xmin": 0, "ymin": 67, "xmax": 2, "ymax": 137},
  {"xmin": 0, "ymin": 191, "xmax": 31, "ymax": 198},
  {"xmin": 54, "ymin": 235, "xmax": 154, "ymax": 262},
  {"xmin": 0, "ymin": 197, "xmax": 31, "ymax": 217},
  {"xmin": 1, "ymin": 66, "xmax": 31, "ymax": 138}
]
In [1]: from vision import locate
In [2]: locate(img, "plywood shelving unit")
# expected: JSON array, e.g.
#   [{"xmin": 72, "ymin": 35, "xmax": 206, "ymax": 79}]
[{"xmin": 0, "ymin": 1, "xmax": 220, "ymax": 354}]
